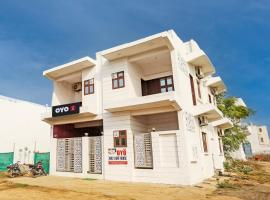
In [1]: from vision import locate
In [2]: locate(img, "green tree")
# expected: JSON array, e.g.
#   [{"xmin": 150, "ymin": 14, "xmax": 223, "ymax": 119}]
[{"xmin": 216, "ymin": 94, "xmax": 254, "ymax": 157}]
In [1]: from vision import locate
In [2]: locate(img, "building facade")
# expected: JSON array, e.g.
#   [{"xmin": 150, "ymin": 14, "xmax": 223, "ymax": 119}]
[
  {"xmin": 246, "ymin": 125, "xmax": 270, "ymax": 155},
  {"xmin": 0, "ymin": 95, "xmax": 50, "ymax": 165},
  {"xmin": 42, "ymin": 30, "xmax": 232, "ymax": 185}
]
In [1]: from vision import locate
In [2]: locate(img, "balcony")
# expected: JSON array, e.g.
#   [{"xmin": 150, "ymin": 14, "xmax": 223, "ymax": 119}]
[
  {"xmin": 211, "ymin": 118, "xmax": 233, "ymax": 130},
  {"xmin": 42, "ymin": 102, "xmax": 99, "ymax": 125},
  {"xmin": 192, "ymin": 103, "xmax": 223, "ymax": 122},
  {"xmin": 184, "ymin": 40, "xmax": 215, "ymax": 75},
  {"xmin": 104, "ymin": 91, "xmax": 181, "ymax": 116},
  {"xmin": 205, "ymin": 76, "xmax": 227, "ymax": 94}
]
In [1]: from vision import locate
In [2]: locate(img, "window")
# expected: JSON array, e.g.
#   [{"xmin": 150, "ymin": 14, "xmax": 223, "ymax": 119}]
[
  {"xmin": 217, "ymin": 129, "xmax": 223, "ymax": 137},
  {"xmin": 218, "ymin": 138, "xmax": 223, "ymax": 154},
  {"xmin": 259, "ymin": 128, "xmax": 262, "ymax": 132},
  {"xmin": 260, "ymin": 137, "xmax": 264, "ymax": 143},
  {"xmin": 160, "ymin": 76, "xmax": 174, "ymax": 93},
  {"xmin": 113, "ymin": 130, "xmax": 127, "ymax": 147},
  {"xmin": 112, "ymin": 71, "xmax": 125, "ymax": 89},
  {"xmin": 84, "ymin": 78, "xmax": 94, "ymax": 95},
  {"xmin": 189, "ymin": 74, "xmax": 196, "ymax": 105},
  {"xmin": 197, "ymin": 80, "xmax": 201, "ymax": 99},
  {"xmin": 202, "ymin": 132, "xmax": 208, "ymax": 153},
  {"xmin": 208, "ymin": 94, "xmax": 212, "ymax": 104}
]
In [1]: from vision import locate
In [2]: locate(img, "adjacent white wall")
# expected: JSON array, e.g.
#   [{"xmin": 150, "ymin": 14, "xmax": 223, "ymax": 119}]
[{"xmin": 0, "ymin": 96, "xmax": 50, "ymax": 164}]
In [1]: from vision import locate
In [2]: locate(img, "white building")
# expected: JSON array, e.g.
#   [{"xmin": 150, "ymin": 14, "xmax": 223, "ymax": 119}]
[
  {"xmin": 0, "ymin": 95, "xmax": 50, "ymax": 164},
  {"xmin": 42, "ymin": 30, "xmax": 233, "ymax": 185},
  {"xmin": 246, "ymin": 125, "xmax": 270, "ymax": 155}
]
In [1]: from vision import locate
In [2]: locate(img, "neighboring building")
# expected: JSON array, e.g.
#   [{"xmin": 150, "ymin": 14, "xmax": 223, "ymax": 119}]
[
  {"xmin": 246, "ymin": 125, "xmax": 270, "ymax": 155},
  {"xmin": 230, "ymin": 98, "xmax": 270, "ymax": 159},
  {"xmin": 42, "ymin": 30, "xmax": 233, "ymax": 185},
  {"xmin": 0, "ymin": 95, "xmax": 50, "ymax": 165}
]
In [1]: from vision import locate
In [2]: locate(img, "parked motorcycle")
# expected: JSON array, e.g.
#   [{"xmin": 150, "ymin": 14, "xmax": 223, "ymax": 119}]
[
  {"xmin": 29, "ymin": 161, "xmax": 47, "ymax": 177},
  {"xmin": 7, "ymin": 162, "xmax": 22, "ymax": 178}
]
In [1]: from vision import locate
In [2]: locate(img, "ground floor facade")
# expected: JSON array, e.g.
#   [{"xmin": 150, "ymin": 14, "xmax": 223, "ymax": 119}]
[{"xmin": 49, "ymin": 110, "xmax": 225, "ymax": 185}]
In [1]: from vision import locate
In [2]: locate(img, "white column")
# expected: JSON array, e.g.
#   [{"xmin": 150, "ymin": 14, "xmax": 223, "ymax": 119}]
[
  {"xmin": 50, "ymin": 138, "xmax": 57, "ymax": 174},
  {"xmin": 82, "ymin": 137, "xmax": 89, "ymax": 175}
]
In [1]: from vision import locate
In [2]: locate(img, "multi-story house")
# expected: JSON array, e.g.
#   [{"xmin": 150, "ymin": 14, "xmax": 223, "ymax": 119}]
[
  {"xmin": 42, "ymin": 30, "xmax": 232, "ymax": 185},
  {"xmin": 246, "ymin": 125, "xmax": 270, "ymax": 155}
]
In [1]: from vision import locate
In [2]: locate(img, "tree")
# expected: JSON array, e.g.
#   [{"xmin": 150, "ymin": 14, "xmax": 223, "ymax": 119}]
[{"xmin": 216, "ymin": 94, "xmax": 254, "ymax": 157}]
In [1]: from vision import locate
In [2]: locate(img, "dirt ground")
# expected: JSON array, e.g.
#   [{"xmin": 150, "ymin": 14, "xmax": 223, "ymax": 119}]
[{"xmin": 0, "ymin": 161, "xmax": 270, "ymax": 200}]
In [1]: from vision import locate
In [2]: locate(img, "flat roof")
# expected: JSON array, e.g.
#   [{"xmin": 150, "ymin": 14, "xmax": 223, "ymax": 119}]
[
  {"xmin": 43, "ymin": 56, "xmax": 96, "ymax": 80},
  {"xmin": 99, "ymin": 30, "xmax": 175, "ymax": 61}
]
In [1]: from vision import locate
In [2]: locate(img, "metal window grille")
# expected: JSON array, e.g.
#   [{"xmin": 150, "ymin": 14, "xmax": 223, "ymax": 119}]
[
  {"xmin": 134, "ymin": 133, "xmax": 153, "ymax": 169},
  {"xmin": 89, "ymin": 136, "xmax": 102, "ymax": 174}
]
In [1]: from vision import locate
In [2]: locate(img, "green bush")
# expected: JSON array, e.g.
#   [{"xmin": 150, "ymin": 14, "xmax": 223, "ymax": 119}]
[{"xmin": 217, "ymin": 180, "xmax": 236, "ymax": 189}]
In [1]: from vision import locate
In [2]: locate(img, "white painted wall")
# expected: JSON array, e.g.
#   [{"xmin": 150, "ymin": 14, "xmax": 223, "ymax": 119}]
[
  {"xmin": 0, "ymin": 96, "xmax": 50, "ymax": 164},
  {"xmin": 247, "ymin": 125, "xmax": 270, "ymax": 154}
]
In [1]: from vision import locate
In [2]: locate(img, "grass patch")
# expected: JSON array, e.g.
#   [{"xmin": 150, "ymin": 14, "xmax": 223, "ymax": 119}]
[
  {"xmin": 0, "ymin": 173, "xmax": 6, "ymax": 178},
  {"xmin": 13, "ymin": 183, "xmax": 29, "ymax": 188},
  {"xmin": 83, "ymin": 178, "xmax": 97, "ymax": 181},
  {"xmin": 217, "ymin": 180, "xmax": 237, "ymax": 189}
]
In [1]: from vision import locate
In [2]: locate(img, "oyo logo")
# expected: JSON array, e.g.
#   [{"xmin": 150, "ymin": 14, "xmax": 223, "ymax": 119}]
[
  {"xmin": 55, "ymin": 105, "xmax": 77, "ymax": 113},
  {"xmin": 55, "ymin": 106, "xmax": 69, "ymax": 113}
]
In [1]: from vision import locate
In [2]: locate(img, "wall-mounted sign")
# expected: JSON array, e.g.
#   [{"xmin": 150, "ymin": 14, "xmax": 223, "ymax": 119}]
[
  {"xmin": 108, "ymin": 148, "xmax": 128, "ymax": 165},
  {"xmin": 52, "ymin": 102, "xmax": 82, "ymax": 117}
]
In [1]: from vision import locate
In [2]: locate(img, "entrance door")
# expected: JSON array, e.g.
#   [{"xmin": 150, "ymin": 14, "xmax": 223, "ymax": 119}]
[
  {"xmin": 56, "ymin": 138, "xmax": 82, "ymax": 173},
  {"xmin": 89, "ymin": 136, "xmax": 102, "ymax": 174}
]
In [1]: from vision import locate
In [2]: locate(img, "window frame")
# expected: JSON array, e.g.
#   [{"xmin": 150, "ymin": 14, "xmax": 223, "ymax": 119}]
[
  {"xmin": 189, "ymin": 74, "xmax": 196, "ymax": 105},
  {"xmin": 202, "ymin": 132, "xmax": 208, "ymax": 153},
  {"xmin": 159, "ymin": 76, "xmax": 174, "ymax": 93},
  {"xmin": 112, "ymin": 71, "xmax": 125, "ymax": 89},
  {"xmin": 218, "ymin": 137, "xmax": 223, "ymax": 154},
  {"xmin": 84, "ymin": 78, "xmax": 94, "ymax": 95},
  {"xmin": 196, "ymin": 80, "xmax": 201, "ymax": 99},
  {"xmin": 113, "ymin": 130, "xmax": 127, "ymax": 147},
  {"xmin": 208, "ymin": 94, "xmax": 212, "ymax": 104}
]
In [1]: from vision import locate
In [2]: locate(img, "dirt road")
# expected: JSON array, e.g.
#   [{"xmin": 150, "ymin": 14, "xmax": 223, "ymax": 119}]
[{"xmin": 0, "ymin": 161, "xmax": 269, "ymax": 200}]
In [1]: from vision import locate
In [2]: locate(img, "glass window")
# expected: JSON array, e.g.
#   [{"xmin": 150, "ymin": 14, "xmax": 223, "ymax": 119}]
[
  {"xmin": 160, "ymin": 76, "xmax": 174, "ymax": 93},
  {"xmin": 160, "ymin": 79, "xmax": 166, "ymax": 86},
  {"xmin": 119, "ymin": 79, "xmax": 124, "ymax": 87},
  {"xmin": 167, "ymin": 77, "xmax": 172, "ymax": 85},
  {"xmin": 112, "ymin": 71, "xmax": 125, "ymax": 89},
  {"xmin": 84, "ymin": 78, "xmax": 94, "ymax": 95},
  {"xmin": 202, "ymin": 132, "xmax": 208, "ymax": 153},
  {"xmin": 167, "ymin": 86, "xmax": 173, "ymax": 92},
  {"xmin": 114, "ymin": 130, "xmax": 127, "ymax": 147}
]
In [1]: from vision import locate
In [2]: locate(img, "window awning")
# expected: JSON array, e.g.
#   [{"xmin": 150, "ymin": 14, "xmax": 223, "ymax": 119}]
[
  {"xmin": 193, "ymin": 103, "xmax": 223, "ymax": 122},
  {"xmin": 211, "ymin": 118, "xmax": 233, "ymax": 129},
  {"xmin": 43, "ymin": 57, "xmax": 96, "ymax": 80},
  {"xmin": 205, "ymin": 76, "xmax": 227, "ymax": 94},
  {"xmin": 100, "ymin": 31, "xmax": 174, "ymax": 61}
]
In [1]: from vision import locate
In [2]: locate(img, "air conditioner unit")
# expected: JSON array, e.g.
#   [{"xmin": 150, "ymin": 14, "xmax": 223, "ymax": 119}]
[
  {"xmin": 195, "ymin": 66, "xmax": 204, "ymax": 79},
  {"xmin": 198, "ymin": 116, "xmax": 208, "ymax": 127},
  {"xmin": 72, "ymin": 82, "xmax": 82, "ymax": 92}
]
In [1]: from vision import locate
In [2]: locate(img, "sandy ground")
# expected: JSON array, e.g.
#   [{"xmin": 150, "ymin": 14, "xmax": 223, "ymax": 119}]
[{"xmin": 0, "ymin": 162, "xmax": 269, "ymax": 200}]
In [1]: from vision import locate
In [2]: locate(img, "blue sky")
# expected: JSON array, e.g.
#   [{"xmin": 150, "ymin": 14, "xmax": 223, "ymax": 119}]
[{"xmin": 0, "ymin": 0, "xmax": 269, "ymax": 128}]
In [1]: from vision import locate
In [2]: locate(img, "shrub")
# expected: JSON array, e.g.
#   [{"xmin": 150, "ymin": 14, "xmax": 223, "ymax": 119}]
[{"xmin": 217, "ymin": 180, "xmax": 236, "ymax": 189}]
